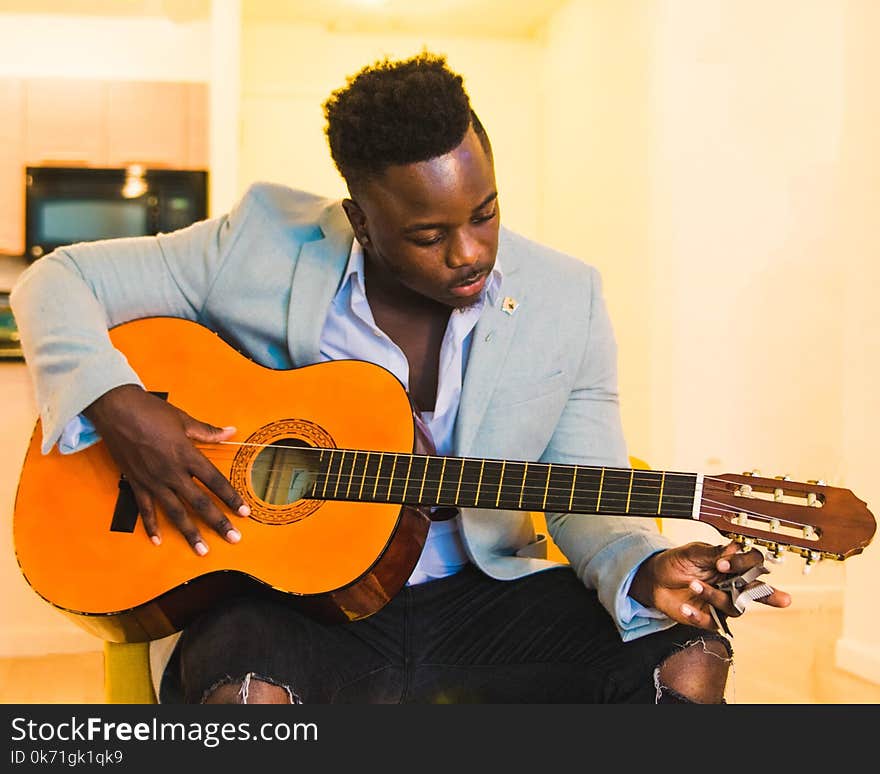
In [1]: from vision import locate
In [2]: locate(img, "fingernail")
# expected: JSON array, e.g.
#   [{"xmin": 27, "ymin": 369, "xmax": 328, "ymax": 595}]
[
  {"xmin": 238, "ymin": 504, "xmax": 251, "ymax": 517},
  {"xmin": 717, "ymin": 559, "xmax": 731, "ymax": 572},
  {"xmin": 226, "ymin": 528, "xmax": 241, "ymax": 543},
  {"xmin": 150, "ymin": 535, "xmax": 161, "ymax": 546},
  {"xmin": 194, "ymin": 541, "xmax": 208, "ymax": 556},
  {"xmin": 222, "ymin": 426, "xmax": 236, "ymax": 433},
  {"xmin": 690, "ymin": 580, "xmax": 703, "ymax": 593},
  {"xmin": 681, "ymin": 604, "xmax": 695, "ymax": 617}
]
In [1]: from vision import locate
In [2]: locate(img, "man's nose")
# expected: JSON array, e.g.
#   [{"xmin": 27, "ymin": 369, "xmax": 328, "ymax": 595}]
[{"xmin": 446, "ymin": 229, "xmax": 481, "ymax": 269}]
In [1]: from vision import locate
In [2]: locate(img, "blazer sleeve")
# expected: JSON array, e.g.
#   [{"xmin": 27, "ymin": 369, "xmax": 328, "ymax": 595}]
[
  {"xmin": 542, "ymin": 267, "xmax": 675, "ymax": 636},
  {"xmin": 9, "ymin": 193, "xmax": 256, "ymax": 454}
]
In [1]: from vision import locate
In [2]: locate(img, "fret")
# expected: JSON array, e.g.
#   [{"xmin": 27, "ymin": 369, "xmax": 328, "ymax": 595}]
[
  {"xmin": 455, "ymin": 458, "xmax": 466, "ymax": 503},
  {"xmin": 541, "ymin": 464, "xmax": 552, "ymax": 510},
  {"xmin": 311, "ymin": 449, "xmax": 327, "ymax": 498},
  {"xmin": 387, "ymin": 454, "xmax": 407, "ymax": 503},
  {"xmin": 656, "ymin": 472, "xmax": 699, "ymax": 519},
  {"xmin": 495, "ymin": 461, "xmax": 506, "ymax": 507},
  {"xmin": 599, "ymin": 469, "xmax": 634, "ymax": 515},
  {"xmin": 378, "ymin": 453, "xmax": 401, "ymax": 502},
  {"xmin": 371, "ymin": 452, "xmax": 384, "ymax": 500},
  {"xmin": 545, "ymin": 464, "xmax": 576, "ymax": 513},
  {"xmin": 322, "ymin": 450, "xmax": 342, "ymax": 499},
  {"xmin": 629, "ymin": 470, "xmax": 663, "ymax": 515},
  {"xmin": 456, "ymin": 459, "xmax": 482, "ymax": 507},
  {"xmin": 417, "ymin": 455, "xmax": 430, "ymax": 502},
  {"xmin": 343, "ymin": 451, "xmax": 358, "ymax": 499},
  {"xmin": 475, "ymin": 460, "xmax": 503, "ymax": 509},
  {"xmin": 474, "ymin": 459, "xmax": 486, "ymax": 505},
  {"xmin": 422, "ymin": 456, "xmax": 446, "ymax": 506},
  {"xmin": 569, "ymin": 465, "xmax": 604, "ymax": 513},
  {"xmin": 332, "ymin": 450, "xmax": 346, "ymax": 498},
  {"xmin": 436, "ymin": 456, "xmax": 461, "ymax": 506},
  {"xmin": 518, "ymin": 462, "xmax": 528, "ymax": 509},
  {"xmin": 521, "ymin": 463, "xmax": 550, "ymax": 511},
  {"xmin": 657, "ymin": 471, "xmax": 666, "ymax": 514},
  {"xmin": 357, "ymin": 451, "xmax": 370, "ymax": 501},
  {"xmin": 360, "ymin": 451, "xmax": 382, "ymax": 503},
  {"xmin": 568, "ymin": 467, "xmax": 577, "ymax": 512},
  {"xmin": 497, "ymin": 461, "xmax": 528, "ymax": 510},
  {"xmin": 400, "ymin": 454, "xmax": 415, "ymax": 503},
  {"xmin": 403, "ymin": 454, "xmax": 428, "ymax": 505},
  {"xmin": 625, "ymin": 468, "xmax": 634, "ymax": 512},
  {"xmin": 438, "ymin": 457, "xmax": 448, "ymax": 502}
]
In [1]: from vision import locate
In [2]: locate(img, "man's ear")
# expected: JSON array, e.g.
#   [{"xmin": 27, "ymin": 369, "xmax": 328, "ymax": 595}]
[{"xmin": 341, "ymin": 198, "xmax": 370, "ymax": 247}]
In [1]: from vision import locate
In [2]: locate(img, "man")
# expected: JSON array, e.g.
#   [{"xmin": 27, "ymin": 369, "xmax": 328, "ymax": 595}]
[{"xmin": 11, "ymin": 51, "xmax": 790, "ymax": 703}]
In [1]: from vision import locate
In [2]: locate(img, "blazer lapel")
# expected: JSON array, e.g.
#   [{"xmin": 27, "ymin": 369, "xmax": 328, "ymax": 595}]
[
  {"xmin": 287, "ymin": 202, "xmax": 353, "ymax": 366},
  {"xmin": 454, "ymin": 233, "xmax": 526, "ymax": 456}
]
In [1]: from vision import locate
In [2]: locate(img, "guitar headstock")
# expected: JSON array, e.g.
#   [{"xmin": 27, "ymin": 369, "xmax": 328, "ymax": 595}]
[{"xmin": 697, "ymin": 471, "xmax": 876, "ymax": 569}]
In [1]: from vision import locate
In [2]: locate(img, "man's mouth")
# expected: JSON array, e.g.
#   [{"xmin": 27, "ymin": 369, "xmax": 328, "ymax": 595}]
[{"xmin": 450, "ymin": 272, "xmax": 487, "ymax": 297}]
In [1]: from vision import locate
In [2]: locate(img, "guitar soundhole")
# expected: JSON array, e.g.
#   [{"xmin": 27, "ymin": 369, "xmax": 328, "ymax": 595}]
[
  {"xmin": 230, "ymin": 419, "xmax": 335, "ymax": 525},
  {"xmin": 251, "ymin": 438, "xmax": 319, "ymax": 505}
]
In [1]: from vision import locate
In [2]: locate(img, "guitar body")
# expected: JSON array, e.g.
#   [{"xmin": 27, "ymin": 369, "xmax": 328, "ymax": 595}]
[{"xmin": 14, "ymin": 317, "xmax": 429, "ymax": 642}]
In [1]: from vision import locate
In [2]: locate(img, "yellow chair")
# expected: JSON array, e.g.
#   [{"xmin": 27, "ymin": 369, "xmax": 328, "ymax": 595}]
[
  {"xmin": 103, "ymin": 455, "xmax": 653, "ymax": 703},
  {"xmin": 103, "ymin": 641, "xmax": 156, "ymax": 703}
]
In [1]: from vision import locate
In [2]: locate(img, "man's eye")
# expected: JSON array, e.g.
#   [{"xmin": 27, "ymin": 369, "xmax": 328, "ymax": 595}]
[
  {"xmin": 412, "ymin": 234, "xmax": 443, "ymax": 246},
  {"xmin": 473, "ymin": 209, "xmax": 497, "ymax": 224}
]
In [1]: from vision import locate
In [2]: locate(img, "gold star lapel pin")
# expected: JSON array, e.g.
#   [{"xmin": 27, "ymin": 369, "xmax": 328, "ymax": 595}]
[{"xmin": 501, "ymin": 296, "xmax": 519, "ymax": 315}]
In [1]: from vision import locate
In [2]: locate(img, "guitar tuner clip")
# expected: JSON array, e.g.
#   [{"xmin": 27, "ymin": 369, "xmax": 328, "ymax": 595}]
[{"xmin": 717, "ymin": 564, "xmax": 774, "ymax": 614}]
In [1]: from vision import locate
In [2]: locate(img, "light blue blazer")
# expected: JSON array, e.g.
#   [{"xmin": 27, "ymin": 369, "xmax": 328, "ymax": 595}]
[{"xmin": 11, "ymin": 182, "xmax": 674, "ymax": 642}]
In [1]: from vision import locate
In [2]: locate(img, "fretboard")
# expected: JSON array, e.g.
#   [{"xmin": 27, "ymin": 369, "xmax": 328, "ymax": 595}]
[{"xmin": 308, "ymin": 449, "xmax": 698, "ymax": 518}]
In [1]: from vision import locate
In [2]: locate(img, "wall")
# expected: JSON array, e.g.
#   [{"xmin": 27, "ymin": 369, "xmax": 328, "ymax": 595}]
[
  {"xmin": 238, "ymin": 21, "xmax": 543, "ymax": 240},
  {"xmin": 836, "ymin": 0, "xmax": 880, "ymax": 685},
  {"xmin": 539, "ymin": 0, "xmax": 878, "ymax": 683}
]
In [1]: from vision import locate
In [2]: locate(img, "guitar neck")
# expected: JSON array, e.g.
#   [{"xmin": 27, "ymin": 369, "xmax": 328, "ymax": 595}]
[{"xmin": 307, "ymin": 448, "xmax": 699, "ymax": 518}]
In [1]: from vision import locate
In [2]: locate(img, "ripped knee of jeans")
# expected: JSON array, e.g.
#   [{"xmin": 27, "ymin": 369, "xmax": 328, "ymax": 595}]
[
  {"xmin": 200, "ymin": 672, "xmax": 303, "ymax": 704},
  {"xmin": 653, "ymin": 635, "xmax": 734, "ymax": 704}
]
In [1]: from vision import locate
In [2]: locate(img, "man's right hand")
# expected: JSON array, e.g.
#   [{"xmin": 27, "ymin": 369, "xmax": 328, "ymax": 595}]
[{"xmin": 83, "ymin": 384, "xmax": 250, "ymax": 555}]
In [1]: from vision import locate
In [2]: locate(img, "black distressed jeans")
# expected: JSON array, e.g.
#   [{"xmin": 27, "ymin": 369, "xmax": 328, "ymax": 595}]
[{"xmin": 159, "ymin": 564, "xmax": 732, "ymax": 704}]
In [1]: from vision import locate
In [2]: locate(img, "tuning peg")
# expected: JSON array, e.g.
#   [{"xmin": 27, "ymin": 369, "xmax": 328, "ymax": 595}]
[
  {"xmin": 807, "ymin": 479, "xmax": 827, "ymax": 486},
  {"xmin": 768, "ymin": 546, "xmax": 785, "ymax": 564},
  {"xmin": 803, "ymin": 551, "xmax": 822, "ymax": 574},
  {"xmin": 742, "ymin": 469, "xmax": 761, "ymax": 477}
]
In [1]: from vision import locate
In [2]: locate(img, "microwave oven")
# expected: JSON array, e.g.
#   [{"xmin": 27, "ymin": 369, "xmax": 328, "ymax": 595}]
[{"xmin": 24, "ymin": 165, "xmax": 208, "ymax": 261}]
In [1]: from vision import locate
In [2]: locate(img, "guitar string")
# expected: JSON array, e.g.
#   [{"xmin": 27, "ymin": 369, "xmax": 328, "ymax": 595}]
[
  {"xmin": 196, "ymin": 441, "xmax": 807, "ymax": 494},
  {"xmin": 179, "ymin": 453, "xmax": 819, "ymax": 534}
]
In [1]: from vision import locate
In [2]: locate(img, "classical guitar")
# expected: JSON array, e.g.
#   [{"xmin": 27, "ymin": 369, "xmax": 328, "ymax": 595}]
[{"xmin": 14, "ymin": 318, "xmax": 876, "ymax": 643}]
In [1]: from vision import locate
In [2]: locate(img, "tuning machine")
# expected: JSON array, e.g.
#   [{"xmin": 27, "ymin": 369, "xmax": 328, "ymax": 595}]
[
  {"xmin": 802, "ymin": 550, "xmax": 823, "ymax": 574},
  {"xmin": 773, "ymin": 474, "xmax": 791, "ymax": 502}
]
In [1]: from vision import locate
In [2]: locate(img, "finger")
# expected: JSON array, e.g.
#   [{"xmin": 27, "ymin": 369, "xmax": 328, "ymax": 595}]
[
  {"xmin": 689, "ymin": 579, "xmax": 740, "ymax": 617},
  {"xmin": 174, "ymin": 478, "xmax": 242, "ymax": 545},
  {"xmin": 131, "ymin": 482, "xmax": 161, "ymax": 546},
  {"xmin": 190, "ymin": 456, "xmax": 251, "ymax": 518},
  {"xmin": 756, "ymin": 587, "xmax": 792, "ymax": 609},
  {"xmin": 716, "ymin": 543, "xmax": 764, "ymax": 574},
  {"xmin": 184, "ymin": 418, "xmax": 238, "ymax": 444},
  {"xmin": 680, "ymin": 603, "xmax": 717, "ymax": 631},
  {"xmin": 153, "ymin": 488, "xmax": 209, "ymax": 556}
]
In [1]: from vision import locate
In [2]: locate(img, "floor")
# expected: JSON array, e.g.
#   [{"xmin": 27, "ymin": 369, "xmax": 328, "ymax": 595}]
[{"xmin": 1, "ymin": 601, "xmax": 879, "ymax": 704}]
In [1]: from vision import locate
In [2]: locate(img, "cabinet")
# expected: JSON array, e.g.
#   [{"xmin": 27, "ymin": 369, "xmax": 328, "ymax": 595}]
[{"xmin": 0, "ymin": 77, "xmax": 208, "ymax": 256}]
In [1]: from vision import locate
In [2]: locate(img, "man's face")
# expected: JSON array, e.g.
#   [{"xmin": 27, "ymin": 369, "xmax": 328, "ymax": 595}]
[{"xmin": 344, "ymin": 125, "xmax": 500, "ymax": 309}]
